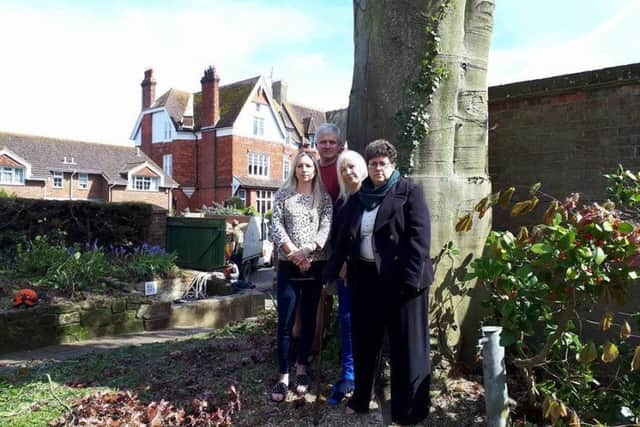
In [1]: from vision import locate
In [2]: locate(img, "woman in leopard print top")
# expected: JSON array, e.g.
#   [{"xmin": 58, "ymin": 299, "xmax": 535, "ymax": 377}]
[{"xmin": 270, "ymin": 151, "xmax": 332, "ymax": 402}]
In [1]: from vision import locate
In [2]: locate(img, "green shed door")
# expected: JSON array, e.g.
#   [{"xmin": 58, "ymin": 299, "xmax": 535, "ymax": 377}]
[{"xmin": 166, "ymin": 217, "xmax": 226, "ymax": 270}]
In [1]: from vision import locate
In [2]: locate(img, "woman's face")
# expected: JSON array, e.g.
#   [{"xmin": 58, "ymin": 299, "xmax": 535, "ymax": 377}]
[
  {"xmin": 340, "ymin": 160, "xmax": 362, "ymax": 188},
  {"xmin": 295, "ymin": 155, "xmax": 316, "ymax": 184},
  {"xmin": 367, "ymin": 155, "xmax": 395, "ymax": 187}
]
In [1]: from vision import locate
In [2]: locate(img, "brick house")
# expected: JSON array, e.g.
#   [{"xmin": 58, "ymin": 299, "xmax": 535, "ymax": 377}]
[
  {"xmin": 129, "ymin": 67, "xmax": 327, "ymax": 214},
  {"xmin": 0, "ymin": 132, "xmax": 177, "ymax": 210}
]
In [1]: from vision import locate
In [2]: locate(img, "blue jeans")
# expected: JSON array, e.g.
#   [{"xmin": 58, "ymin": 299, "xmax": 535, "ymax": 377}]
[
  {"xmin": 337, "ymin": 278, "xmax": 355, "ymax": 381},
  {"xmin": 276, "ymin": 261, "xmax": 323, "ymax": 374}
]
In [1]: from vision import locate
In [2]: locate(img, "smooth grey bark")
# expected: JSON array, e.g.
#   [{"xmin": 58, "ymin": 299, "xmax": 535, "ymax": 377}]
[{"xmin": 348, "ymin": 0, "xmax": 495, "ymax": 360}]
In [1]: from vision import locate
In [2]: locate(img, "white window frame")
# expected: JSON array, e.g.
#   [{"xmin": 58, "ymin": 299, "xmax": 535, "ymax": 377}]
[
  {"xmin": 78, "ymin": 173, "xmax": 88, "ymax": 190},
  {"xmin": 0, "ymin": 167, "xmax": 24, "ymax": 185},
  {"xmin": 283, "ymin": 157, "xmax": 290, "ymax": 180},
  {"xmin": 52, "ymin": 171, "xmax": 64, "ymax": 189},
  {"xmin": 308, "ymin": 134, "xmax": 315, "ymax": 147},
  {"xmin": 256, "ymin": 190, "xmax": 274, "ymax": 215},
  {"xmin": 253, "ymin": 116, "xmax": 265, "ymax": 137},
  {"xmin": 163, "ymin": 154, "xmax": 173, "ymax": 178},
  {"xmin": 248, "ymin": 152, "xmax": 270, "ymax": 177},
  {"xmin": 133, "ymin": 175, "xmax": 159, "ymax": 191}
]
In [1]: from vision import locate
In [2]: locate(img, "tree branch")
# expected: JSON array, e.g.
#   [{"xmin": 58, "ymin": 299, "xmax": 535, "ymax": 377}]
[{"xmin": 513, "ymin": 296, "xmax": 576, "ymax": 369}]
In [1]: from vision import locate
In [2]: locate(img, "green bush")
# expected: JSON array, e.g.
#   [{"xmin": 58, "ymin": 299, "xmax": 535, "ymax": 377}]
[
  {"xmin": 0, "ymin": 198, "xmax": 154, "ymax": 257},
  {"xmin": 225, "ymin": 196, "xmax": 246, "ymax": 209},
  {"xmin": 462, "ymin": 175, "xmax": 640, "ymax": 425}
]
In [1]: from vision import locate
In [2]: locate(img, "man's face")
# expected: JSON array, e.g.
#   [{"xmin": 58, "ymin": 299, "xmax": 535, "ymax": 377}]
[{"xmin": 316, "ymin": 131, "xmax": 341, "ymax": 164}]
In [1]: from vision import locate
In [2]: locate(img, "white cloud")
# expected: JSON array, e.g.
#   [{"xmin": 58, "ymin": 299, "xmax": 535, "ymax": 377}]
[
  {"xmin": 0, "ymin": 2, "xmax": 318, "ymax": 145},
  {"xmin": 488, "ymin": 0, "xmax": 640, "ymax": 85}
]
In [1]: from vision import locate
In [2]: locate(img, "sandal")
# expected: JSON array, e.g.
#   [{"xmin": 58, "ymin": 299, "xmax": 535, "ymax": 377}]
[
  {"xmin": 294, "ymin": 373, "xmax": 310, "ymax": 395},
  {"xmin": 327, "ymin": 379, "xmax": 355, "ymax": 406},
  {"xmin": 271, "ymin": 382, "xmax": 288, "ymax": 402}
]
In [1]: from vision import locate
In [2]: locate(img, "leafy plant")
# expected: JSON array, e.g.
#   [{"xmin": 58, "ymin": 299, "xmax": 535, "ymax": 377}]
[
  {"xmin": 16, "ymin": 235, "xmax": 69, "ymax": 277},
  {"xmin": 461, "ymin": 175, "xmax": 640, "ymax": 425},
  {"xmin": 225, "ymin": 197, "xmax": 246, "ymax": 210},
  {"xmin": 40, "ymin": 246, "xmax": 111, "ymax": 296},
  {"xmin": 242, "ymin": 206, "xmax": 258, "ymax": 216},
  {"xmin": 112, "ymin": 244, "xmax": 177, "ymax": 282}
]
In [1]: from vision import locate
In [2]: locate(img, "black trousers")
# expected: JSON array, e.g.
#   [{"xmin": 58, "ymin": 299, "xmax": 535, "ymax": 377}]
[
  {"xmin": 349, "ymin": 260, "xmax": 431, "ymax": 425},
  {"xmin": 276, "ymin": 260, "xmax": 324, "ymax": 374}
]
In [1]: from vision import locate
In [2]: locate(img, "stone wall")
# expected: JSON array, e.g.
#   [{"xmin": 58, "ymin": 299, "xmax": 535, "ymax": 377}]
[
  {"xmin": 489, "ymin": 63, "xmax": 640, "ymax": 230},
  {"xmin": 0, "ymin": 294, "xmax": 169, "ymax": 354}
]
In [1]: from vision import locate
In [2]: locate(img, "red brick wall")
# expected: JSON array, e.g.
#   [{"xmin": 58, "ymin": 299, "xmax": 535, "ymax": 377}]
[
  {"xmin": 141, "ymin": 114, "xmax": 152, "ymax": 155},
  {"xmin": 231, "ymin": 136, "xmax": 297, "ymax": 182},
  {"xmin": 147, "ymin": 139, "xmax": 197, "ymax": 187}
]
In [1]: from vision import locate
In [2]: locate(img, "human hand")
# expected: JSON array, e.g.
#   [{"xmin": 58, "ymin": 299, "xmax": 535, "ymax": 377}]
[{"xmin": 338, "ymin": 263, "xmax": 347, "ymax": 280}]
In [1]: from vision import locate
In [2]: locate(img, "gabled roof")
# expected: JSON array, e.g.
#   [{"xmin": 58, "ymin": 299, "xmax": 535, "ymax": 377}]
[
  {"xmin": 288, "ymin": 103, "xmax": 327, "ymax": 136},
  {"xmin": 0, "ymin": 132, "xmax": 177, "ymax": 187},
  {"xmin": 148, "ymin": 76, "xmax": 262, "ymax": 133},
  {"xmin": 234, "ymin": 175, "xmax": 284, "ymax": 190},
  {"xmin": 151, "ymin": 88, "xmax": 192, "ymax": 128}
]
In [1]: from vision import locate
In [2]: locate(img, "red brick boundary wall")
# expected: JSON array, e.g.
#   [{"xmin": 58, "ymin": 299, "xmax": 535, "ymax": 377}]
[{"xmin": 489, "ymin": 63, "xmax": 640, "ymax": 231}]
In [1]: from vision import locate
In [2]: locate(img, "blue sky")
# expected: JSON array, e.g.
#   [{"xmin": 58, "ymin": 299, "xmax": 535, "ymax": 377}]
[{"xmin": 0, "ymin": 0, "xmax": 639, "ymax": 144}]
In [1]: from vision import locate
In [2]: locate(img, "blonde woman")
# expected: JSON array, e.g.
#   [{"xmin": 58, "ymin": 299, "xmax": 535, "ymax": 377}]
[
  {"xmin": 270, "ymin": 151, "xmax": 332, "ymax": 402},
  {"xmin": 327, "ymin": 150, "xmax": 367, "ymax": 406}
]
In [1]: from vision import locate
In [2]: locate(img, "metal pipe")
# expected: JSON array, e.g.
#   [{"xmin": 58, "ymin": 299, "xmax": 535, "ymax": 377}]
[{"xmin": 478, "ymin": 326, "xmax": 509, "ymax": 427}]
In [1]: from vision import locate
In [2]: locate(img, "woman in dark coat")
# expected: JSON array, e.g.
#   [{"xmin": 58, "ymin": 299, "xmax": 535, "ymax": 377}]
[{"xmin": 323, "ymin": 139, "xmax": 433, "ymax": 425}]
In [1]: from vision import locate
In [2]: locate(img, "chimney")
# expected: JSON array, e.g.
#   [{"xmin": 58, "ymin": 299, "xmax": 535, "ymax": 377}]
[
  {"xmin": 141, "ymin": 68, "xmax": 157, "ymax": 109},
  {"xmin": 272, "ymin": 80, "xmax": 287, "ymax": 104},
  {"xmin": 200, "ymin": 65, "xmax": 220, "ymax": 128}
]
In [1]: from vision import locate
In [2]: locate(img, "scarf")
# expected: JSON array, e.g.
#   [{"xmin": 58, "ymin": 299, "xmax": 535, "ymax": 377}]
[{"xmin": 358, "ymin": 169, "xmax": 400, "ymax": 211}]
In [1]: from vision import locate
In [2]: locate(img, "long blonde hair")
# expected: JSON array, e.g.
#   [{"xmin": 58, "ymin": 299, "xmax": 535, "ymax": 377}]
[
  {"xmin": 336, "ymin": 150, "xmax": 367, "ymax": 201},
  {"xmin": 280, "ymin": 151, "xmax": 326, "ymax": 209}
]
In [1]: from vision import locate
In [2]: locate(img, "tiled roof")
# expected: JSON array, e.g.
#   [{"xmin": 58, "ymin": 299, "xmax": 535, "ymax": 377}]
[
  {"xmin": 288, "ymin": 103, "xmax": 326, "ymax": 136},
  {"xmin": 192, "ymin": 76, "xmax": 260, "ymax": 129},
  {"xmin": 235, "ymin": 176, "xmax": 284, "ymax": 190},
  {"xmin": 151, "ymin": 88, "xmax": 192, "ymax": 128},
  {"xmin": 0, "ymin": 132, "xmax": 177, "ymax": 187}
]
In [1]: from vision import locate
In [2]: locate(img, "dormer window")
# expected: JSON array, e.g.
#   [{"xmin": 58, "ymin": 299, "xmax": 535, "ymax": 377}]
[
  {"xmin": 62, "ymin": 156, "xmax": 76, "ymax": 164},
  {"xmin": 133, "ymin": 175, "xmax": 159, "ymax": 191},
  {"xmin": 0, "ymin": 167, "xmax": 24, "ymax": 185}
]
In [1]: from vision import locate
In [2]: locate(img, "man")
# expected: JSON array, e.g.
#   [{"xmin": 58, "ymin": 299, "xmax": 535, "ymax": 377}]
[
  {"xmin": 310, "ymin": 123, "xmax": 344, "ymax": 356},
  {"xmin": 231, "ymin": 219, "xmax": 245, "ymax": 280},
  {"xmin": 315, "ymin": 123, "xmax": 343, "ymax": 203}
]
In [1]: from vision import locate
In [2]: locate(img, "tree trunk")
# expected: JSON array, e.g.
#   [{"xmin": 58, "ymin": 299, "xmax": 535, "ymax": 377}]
[{"xmin": 348, "ymin": 0, "xmax": 495, "ymax": 360}]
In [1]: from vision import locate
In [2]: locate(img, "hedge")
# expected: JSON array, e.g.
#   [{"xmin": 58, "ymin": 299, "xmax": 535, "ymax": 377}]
[{"xmin": 0, "ymin": 198, "xmax": 153, "ymax": 253}]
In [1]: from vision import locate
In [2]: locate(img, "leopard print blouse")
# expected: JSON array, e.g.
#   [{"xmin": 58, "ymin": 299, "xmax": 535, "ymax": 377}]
[{"xmin": 270, "ymin": 189, "xmax": 333, "ymax": 262}]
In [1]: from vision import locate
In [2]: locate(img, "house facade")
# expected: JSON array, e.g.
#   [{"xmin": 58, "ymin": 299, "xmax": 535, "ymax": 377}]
[
  {"xmin": 130, "ymin": 67, "xmax": 327, "ymax": 214},
  {"xmin": 0, "ymin": 132, "xmax": 176, "ymax": 210}
]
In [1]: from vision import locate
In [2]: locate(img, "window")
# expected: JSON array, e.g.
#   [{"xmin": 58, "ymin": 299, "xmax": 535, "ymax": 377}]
[
  {"xmin": 248, "ymin": 152, "xmax": 269, "ymax": 177},
  {"xmin": 308, "ymin": 134, "xmax": 315, "ymax": 147},
  {"xmin": 62, "ymin": 156, "xmax": 76, "ymax": 164},
  {"xmin": 283, "ymin": 157, "xmax": 290, "ymax": 180},
  {"xmin": 237, "ymin": 189, "xmax": 247, "ymax": 207},
  {"xmin": 133, "ymin": 175, "xmax": 159, "ymax": 191},
  {"xmin": 163, "ymin": 154, "xmax": 173, "ymax": 178},
  {"xmin": 0, "ymin": 167, "xmax": 24, "ymax": 185},
  {"xmin": 78, "ymin": 173, "xmax": 88, "ymax": 190},
  {"xmin": 52, "ymin": 171, "xmax": 64, "ymax": 188},
  {"xmin": 256, "ymin": 190, "xmax": 274, "ymax": 215},
  {"xmin": 253, "ymin": 117, "xmax": 265, "ymax": 136}
]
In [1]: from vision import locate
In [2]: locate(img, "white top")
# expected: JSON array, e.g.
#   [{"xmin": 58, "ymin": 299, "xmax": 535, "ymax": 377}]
[{"xmin": 359, "ymin": 206, "xmax": 380, "ymax": 261}]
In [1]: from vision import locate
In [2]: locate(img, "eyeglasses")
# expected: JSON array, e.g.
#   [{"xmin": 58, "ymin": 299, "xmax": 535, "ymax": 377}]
[
  {"xmin": 368, "ymin": 161, "xmax": 391, "ymax": 169},
  {"xmin": 318, "ymin": 140, "xmax": 338, "ymax": 146}
]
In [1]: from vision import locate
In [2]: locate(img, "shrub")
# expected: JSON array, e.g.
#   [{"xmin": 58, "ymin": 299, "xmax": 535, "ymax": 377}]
[
  {"xmin": 225, "ymin": 197, "xmax": 246, "ymax": 210},
  {"xmin": 0, "ymin": 198, "xmax": 154, "ymax": 252},
  {"xmin": 461, "ymin": 174, "xmax": 640, "ymax": 425}
]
